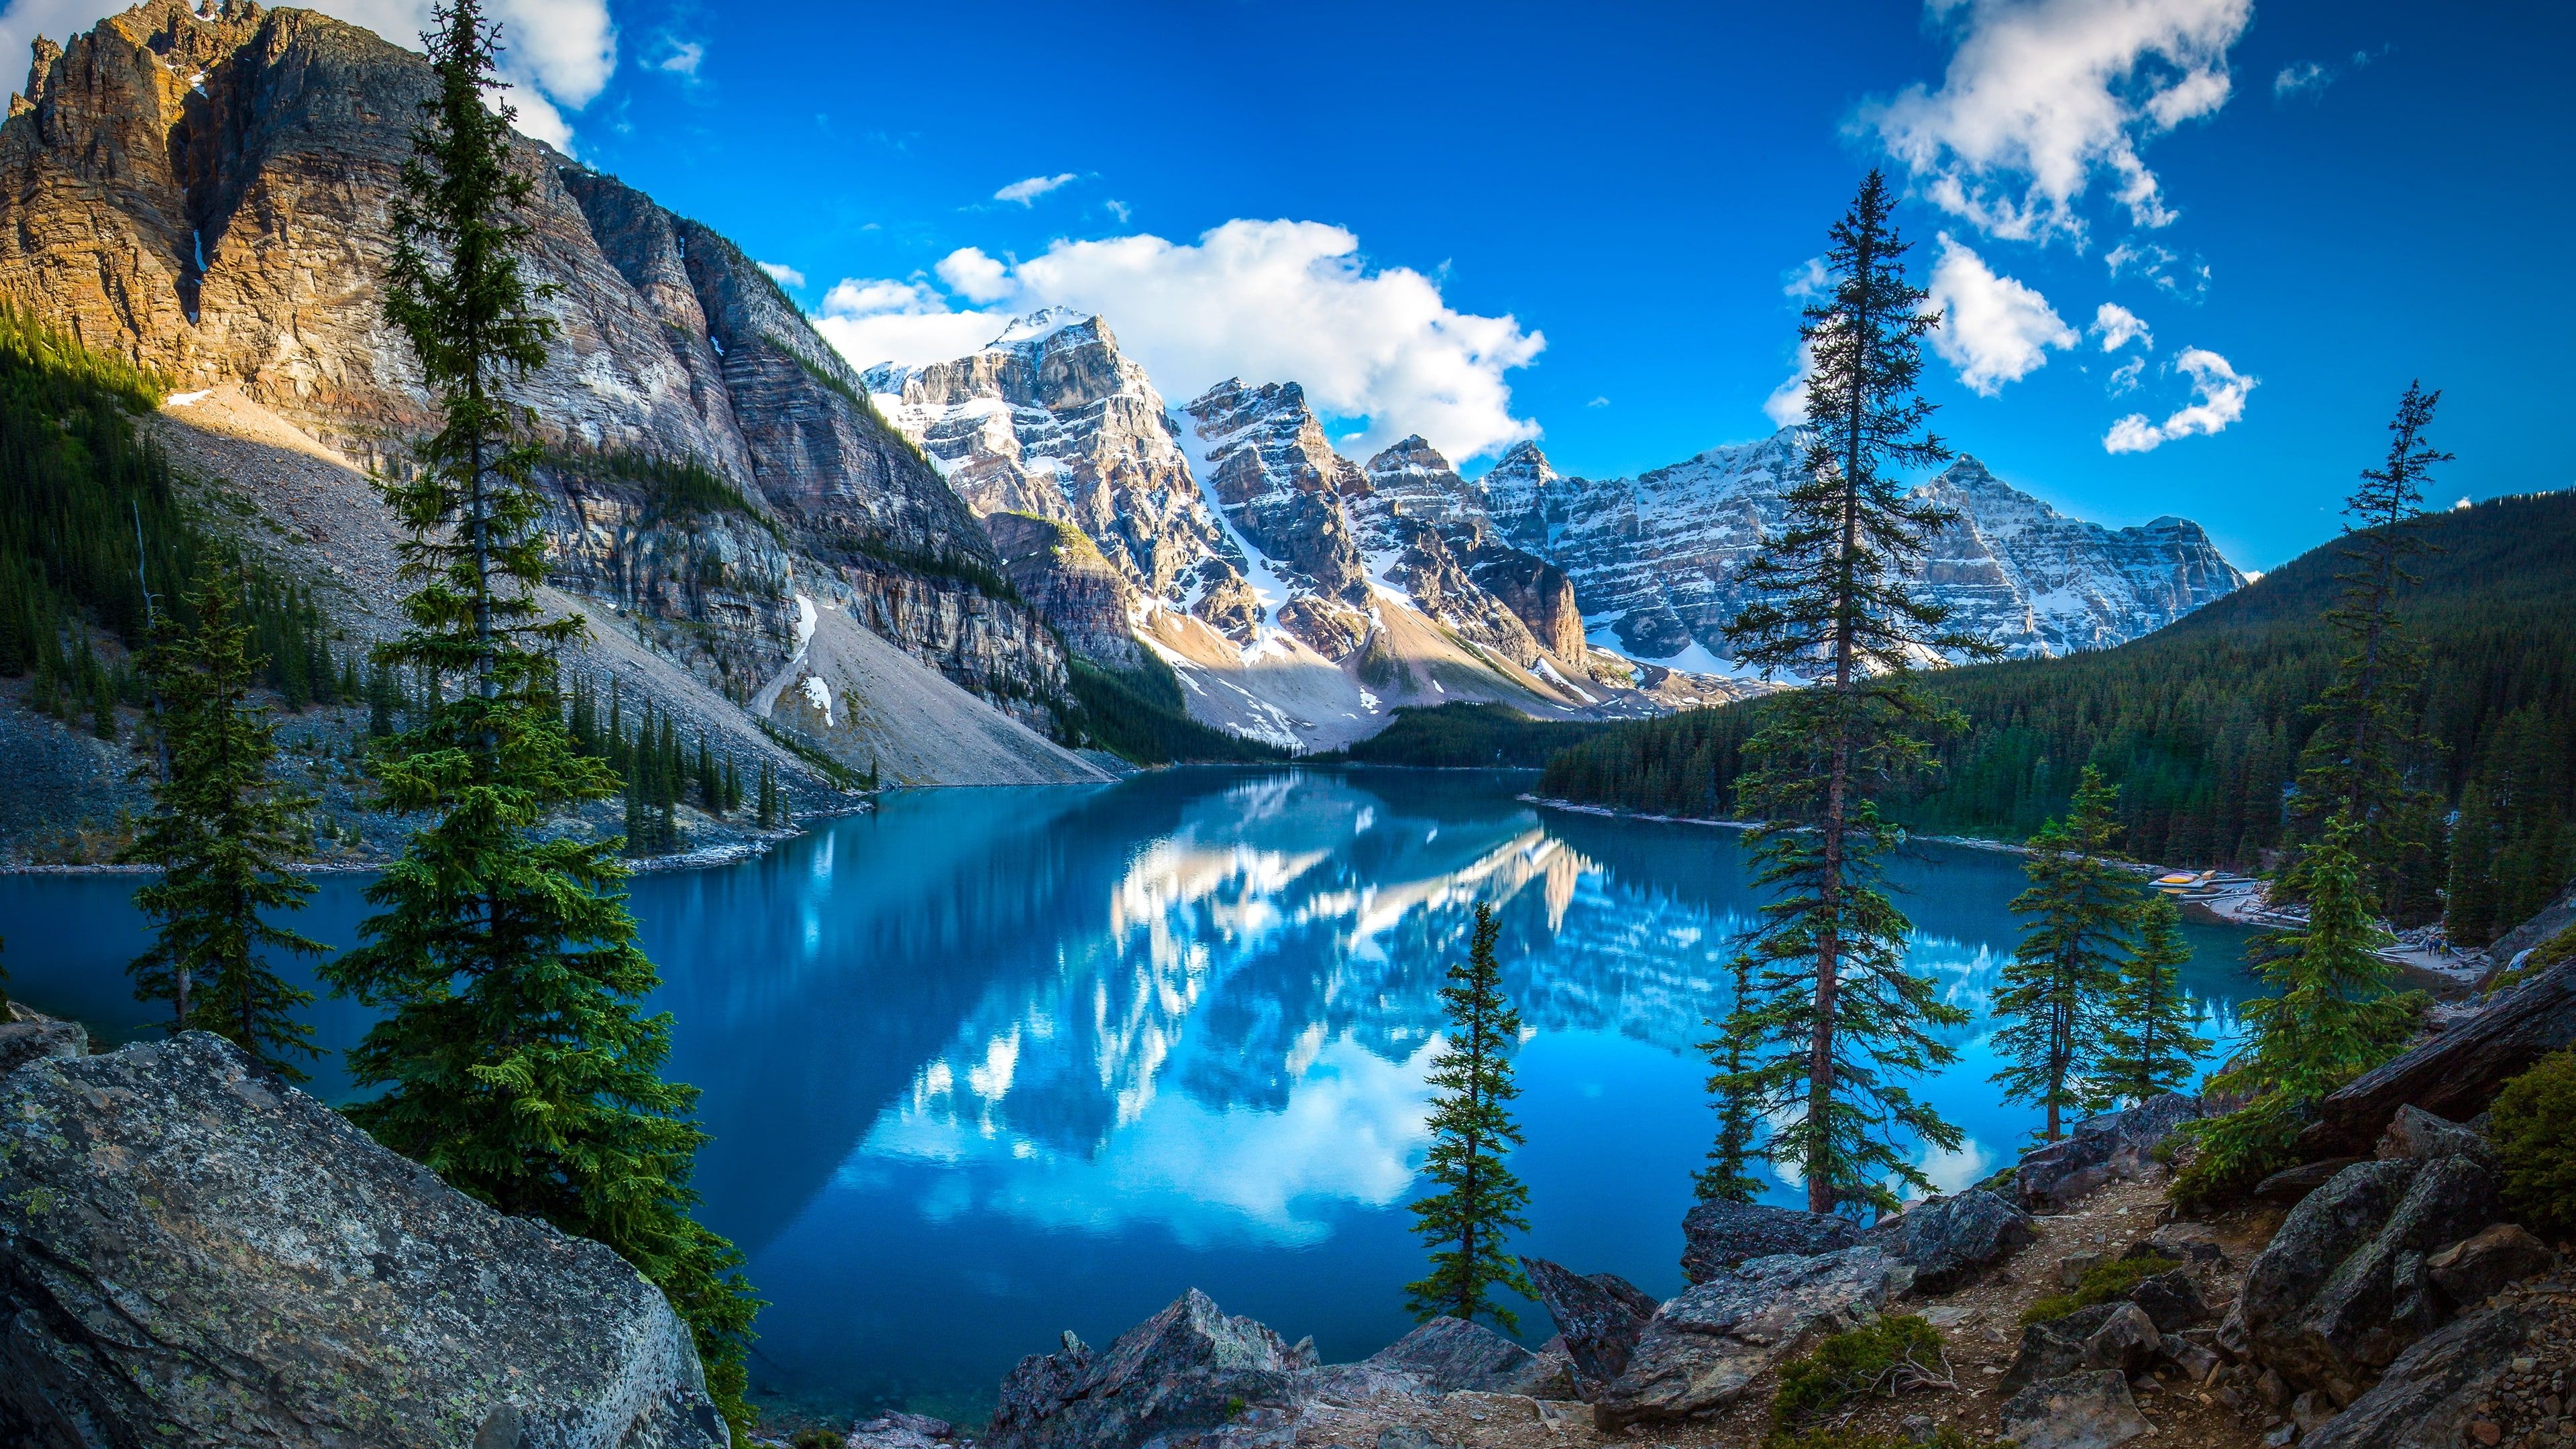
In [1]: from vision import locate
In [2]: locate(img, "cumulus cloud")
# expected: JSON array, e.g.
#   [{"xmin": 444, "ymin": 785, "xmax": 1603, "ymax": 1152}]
[
  {"xmin": 2102, "ymin": 345, "xmax": 2255, "ymax": 452},
  {"xmin": 1861, "ymin": 0, "xmax": 2253, "ymax": 242},
  {"xmin": 2104, "ymin": 238, "xmax": 2210, "ymax": 298},
  {"xmin": 994, "ymin": 173, "xmax": 1078, "ymax": 205},
  {"xmin": 0, "ymin": 0, "xmax": 618, "ymax": 150},
  {"xmin": 1784, "ymin": 256, "xmax": 1831, "ymax": 299},
  {"xmin": 2091, "ymin": 301, "xmax": 2153, "ymax": 351},
  {"xmin": 818, "ymin": 219, "xmax": 1545, "ymax": 462},
  {"xmin": 1763, "ymin": 338, "xmax": 1819, "ymax": 428},
  {"xmin": 1925, "ymin": 234, "xmax": 2077, "ymax": 394},
  {"xmin": 757, "ymin": 261, "xmax": 805, "ymax": 290},
  {"xmin": 2108, "ymin": 355, "xmax": 2145, "ymax": 394}
]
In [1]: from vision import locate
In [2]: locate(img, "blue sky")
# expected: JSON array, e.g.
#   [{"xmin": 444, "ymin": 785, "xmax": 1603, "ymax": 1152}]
[{"xmin": 13, "ymin": 0, "xmax": 2569, "ymax": 570}]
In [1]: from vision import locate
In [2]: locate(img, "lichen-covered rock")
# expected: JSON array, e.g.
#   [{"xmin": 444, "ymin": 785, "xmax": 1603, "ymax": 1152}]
[
  {"xmin": 1364, "ymin": 1316, "xmax": 1562, "ymax": 1397},
  {"xmin": 0, "ymin": 1006, "xmax": 85, "ymax": 1076},
  {"xmin": 2000, "ymin": 1303, "xmax": 2128, "ymax": 1393},
  {"xmin": 2240, "ymin": 1155, "xmax": 2506, "ymax": 1404},
  {"xmin": 2125, "ymin": 1269, "xmax": 2210, "ymax": 1334},
  {"xmin": 1519, "ymin": 1257, "xmax": 1658, "ymax": 1399},
  {"xmin": 1867, "ymin": 1188, "xmax": 2034, "ymax": 1291},
  {"xmin": 2424, "ymin": 1224, "xmax": 2559, "ymax": 1307},
  {"xmin": 2015, "ymin": 1094, "xmax": 2203, "ymax": 1210},
  {"xmin": 2374, "ymin": 1106, "xmax": 2491, "ymax": 1163},
  {"xmin": 0, "ymin": 1033, "xmax": 725, "ymax": 1448},
  {"xmin": 986, "ymin": 1290, "xmax": 1318, "ymax": 1449},
  {"xmin": 2298, "ymin": 1299, "xmax": 2548, "ymax": 1449},
  {"xmin": 1592, "ymin": 1248, "xmax": 1909, "ymax": 1429},
  {"xmin": 1997, "ymin": 1370, "xmax": 2153, "ymax": 1449},
  {"xmin": 1678, "ymin": 1199, "xmax": 1862, "ymax": 1283}
]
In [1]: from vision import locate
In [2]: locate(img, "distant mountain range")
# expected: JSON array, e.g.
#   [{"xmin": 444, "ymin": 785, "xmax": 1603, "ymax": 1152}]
[{"xmin": 870, "ymin": 307, "xmax": 2245, "ymax": 746}]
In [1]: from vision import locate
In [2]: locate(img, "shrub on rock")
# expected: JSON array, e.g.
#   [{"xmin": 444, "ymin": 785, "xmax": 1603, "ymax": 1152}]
[
  {"xmin": 2019, "ymin": 1253, "xmax": 2183, "ymax": 1326},
  {"xmin": 2489, "ymin": 1047, "xmax": 2576, "ymax": 1240},
  {"xmin": 1769, "ymin": 1315, "xmax": 1947, "ymax": 1432}
]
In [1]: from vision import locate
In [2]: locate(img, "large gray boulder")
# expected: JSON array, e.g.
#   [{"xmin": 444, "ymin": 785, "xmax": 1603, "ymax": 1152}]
[
  {"xmin": 1996, "ymin": 1370, "xmax": 2153, "ymax": 1449},
  {"xmin": 1998, "ymin": 1303, "xmax": 2137, "ymax": 1393},
  {"xmin": 2239, "ymin": 1155, "xmax": 2504, "ymax": 1404},
  {"xmin": 2304, "ymin": 957, "xmax": 2576, "ymax": 1155},
  {"xmin": 2300, "ymin": 1299, "xmax": 2551, "ymax": 1449},
  {"xmin": 2014, "ymin": 1094, "xmax": 2202, "ymax": 1210},
  {"xmin": 0, "ymin": 1004, "xmax": 85, "ymax": 1077},
  {"xmin": 1519, "ymin": 1257, "xmax": 1658, "ymax": 1399},
  {"xmin": 1364, "ymin": 1316, "xmax": 1564, "ymax": 1397},
  {"xmin": 986, "ymin": 1290, "xmax": 1318, "ymax": 1449},
  {"xmin": 1866, "ymin": 1189, "xmax": 2035, "ymax": 1291},
  {"xmin": 1591, "ymin": 1248, "xmax": 1909, "ymax": 1429},
  {"xmin": 0, "ymin": 1034, "xmax": 726, "ymax": 1448},
  {"xmin": 1678, "ymin": 1199, "xmax": 1861, "ymax": 1282}
]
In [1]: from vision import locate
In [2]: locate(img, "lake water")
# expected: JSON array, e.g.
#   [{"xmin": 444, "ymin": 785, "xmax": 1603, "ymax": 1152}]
[{"xmin": 0, "ymin": 767, "xmax": 2262, "ymax": 1423}]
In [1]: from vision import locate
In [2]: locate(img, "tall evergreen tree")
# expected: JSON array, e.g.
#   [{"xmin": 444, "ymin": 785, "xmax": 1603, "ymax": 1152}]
[
  {"xmin": 1405, "ymin": 903, "xmax": 1535, "ymax": 1330},
  {"xmin": 119, "ymin": 570, "xmax": 325, "ymax": 1078},
  {"xmin": 1695, "ymin": 952, "xmax": 1767, "ymax": 1203},
  {"xmin": 317, "ymin": 3, "xmax": 759, "ymax": 1434},
  {"xmin": 1993, "ymin": 767, "xmax": 2131, "ymax": 1140},
  {"xmin": 1718, "ymin": 170, "xmax": 1980, "ymax": 1215},
  {"xmin": 2292, "ymin": 382, "xmax": 2448, "ymax": 910},
  {"xmin": 2178, "ymin": 818, "xmax": 2420, "ymax": 1205},
  {"xmin": 2094, "ymin": 892, "xmax": 2209, "ymax": 1109}
]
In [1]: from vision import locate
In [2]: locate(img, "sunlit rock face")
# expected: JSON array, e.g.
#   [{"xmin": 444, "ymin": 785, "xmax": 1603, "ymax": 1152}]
[{"xmin": 1466, "ymin": 435, "xmax": 2243, "ymax": 668}]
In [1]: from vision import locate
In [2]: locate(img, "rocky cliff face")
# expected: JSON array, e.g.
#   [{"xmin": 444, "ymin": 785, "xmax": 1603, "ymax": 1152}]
[
  {"xmin": 0, "ymin": 1030, "xmax": 729, "ymax": 1447},
  {"xmin": 1462, "ymin": 433, "xmax": 2243, "ymax": 667},
  {"xmin": 1358, "ymin": 435, "xmax": 1587, "ymax": 664},
  {"xmin": 0, "ymin": 1, "xmax": 1076, "ymax": 747},
  {"xmin": 1179, "ymin": 377, "xmax": 1375, "ymax": 655}
]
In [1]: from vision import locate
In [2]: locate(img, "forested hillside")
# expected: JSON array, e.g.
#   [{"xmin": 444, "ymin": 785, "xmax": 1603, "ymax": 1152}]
[{"xmin": 1540, "ymin": 491, "xmax": 2576, "ymax": 936}]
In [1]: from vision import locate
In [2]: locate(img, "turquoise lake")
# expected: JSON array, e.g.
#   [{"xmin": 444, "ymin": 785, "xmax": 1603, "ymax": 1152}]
[{"xmin": 0, "ymin": 767, "xmax": 2263, "ymax": 1423}]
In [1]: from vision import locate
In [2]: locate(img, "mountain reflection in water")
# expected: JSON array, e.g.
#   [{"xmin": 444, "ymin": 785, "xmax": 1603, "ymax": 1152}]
[{"xmin": 0, "ymin": 768, "xmax": 2261, "ymax": 1424}]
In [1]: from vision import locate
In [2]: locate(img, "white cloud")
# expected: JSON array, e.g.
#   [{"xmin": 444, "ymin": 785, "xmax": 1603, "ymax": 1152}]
[
  {"xmin": 1763, "ymin": 337, "xmax": 1818, "ymax": 428},
  {"xmin": 816, "ymin": 219, "xmax": 1545, "ymax": 462},
  {"xmin": 1925, "ymin": 233, "xmax": 2077, "ymax": 394},
  {"xmin": 2091, "ymin": 301, "xmax": 2153, "ymax": 351},
  {"xmin": 757, "ymin": 261, "xmax": 805, "ymax": 290},
  {"xmin": 1784, "ymin": 256, "xmax": 1831, "ymax": 299},
  {"xmin": 652, "ymin": 37, "xmax": 703, "ymax": 76},
  {"xmin": 2104, "ymin": 239, "xmax": 2210, "ymax": 298},
  {"xmin": 2107, "ymin": 354, "xmax": 2145, "ymax": 393},
  {"xmin": 2102, "ymin": 345, "xmax": 2255, "ymax": 452},
  {"xmin": 933, "ymin": 247, "xmax": 1013, "ymax": 304},
  {"xmin": 994, "ymin": 173, "xmax": 1077, "ymax": 206},
  {"xmin": 1861, "ymin": 0, "xmax": 2253, "ymax": 242},
  {"xmin": 2273, "ymin": 60, "xmax": 2331, "ymax": 99},
  {"xmin": 1, "ymin": 0, "xmax": 618, "ymax": 150},
  {"xmin": 1105, "ymin": 199, "xmax": 1132, "ymax": 224},
  {"xmin": 1587, "ymin": 395, "xmax": 1611, "ymax": 408}
]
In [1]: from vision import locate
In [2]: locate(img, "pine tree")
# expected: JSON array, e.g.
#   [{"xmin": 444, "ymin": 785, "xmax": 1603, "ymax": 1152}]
[
  {"xmin": 1695, "ymin": 952, "xmax": 1767, "ymax": 1203},
  {"xmin": 1993, "ymin": 767, "xmax": 2131, "ymax": 1141},
  {"xmin": 2178, "ymin": 818, "xmax": 2421, "ymax": 1205},
  {"xmin": 1717, "ymin": 170, "xmax": 1980, "ymax": 1215},
  {"xmin": 2094, "ymin": 892, "xmax": 2210, "ymax": 1109},
  {"xmin": 319, "ymin": 3, "xmax": 759, "ymax": 1434},
  {"xmin": 756, "ymin": 759, "xmax": 781, "ymax": 829},
  {"xmin": 1405, "ymin": 903, "xmax": 1535, "ymax": 1330},
  {"xmin": 2292, "ymin": 382, "xmax": 2449, "ymax": 912},
  {"xmin": 118, "ymin": 570, "xmax": 325, "ymax": 1078}
]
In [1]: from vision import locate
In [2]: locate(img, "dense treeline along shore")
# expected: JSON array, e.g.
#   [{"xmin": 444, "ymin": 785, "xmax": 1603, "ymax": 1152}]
[{"xmin": 1536, "ymin": 489, "xmax": 2576, "ymax": 943}]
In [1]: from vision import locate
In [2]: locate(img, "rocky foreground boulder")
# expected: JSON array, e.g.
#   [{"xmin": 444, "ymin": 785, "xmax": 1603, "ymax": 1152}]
[
  {"xmin": 2013, "ymin": 1093, "xmax": 2202, "ymax": 1211},
  {"xmin": 986, "ymin": 1290, "xmax": 1319, "ymax": 1449},
  {"xmin": 2304, "ymin": 957, "xmax": 2576, "ymax": 1156},
  {"xmin": 1677, "ymin": 1199, "xmax": 1861, "ymax": 1282},
  {"xmin": 0, "ymin": 1032, "xmax": 727, "ymax": 1447},
  {"xmin": 1363, "ymin": 1316, "xmax": 1570, "ymax": 1397},
  {"xmin": 1867, "ymin": 1188, "xmax": 2035, "ymax": 1292},
  {"xmin": 1590, "ymin": 1246, "xmax": 1911, "ymax": 1429},
  {"xmin": 1517, "ymin": 1258, "xmax": 1659, "ymax": 1397}
]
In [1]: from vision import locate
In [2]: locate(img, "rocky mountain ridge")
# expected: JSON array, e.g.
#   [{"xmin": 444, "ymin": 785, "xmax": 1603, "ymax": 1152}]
[{"xmin": 0, "ymin": 0, "xmax": 1105, "ymax": 794}]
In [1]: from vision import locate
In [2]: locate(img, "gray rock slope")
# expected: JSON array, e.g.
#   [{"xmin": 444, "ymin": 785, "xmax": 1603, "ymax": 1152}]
[{"xmin": 0, "ymin": 1031, "xmax": 727, "ymax": 1448}]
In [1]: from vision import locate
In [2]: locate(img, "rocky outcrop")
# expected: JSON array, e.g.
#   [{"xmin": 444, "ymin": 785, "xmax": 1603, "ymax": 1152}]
[
  {"xmin": 0, "ymin": 2, "xmax": 1074, "ymax": 751},
  {"xmin": 1354, "ymin": 436, "xmax": 1582, "ymax": 665},
  {"xmin": 1867, "ymin": 1189, "xmax": 2035, "ymax": 1292},
  {"xmin": 0, "ymin": 1003, "xmax": 85, "ymax": 1074},
  {"xmin": 2305, "ymin": 958, "xmax": 2576, "ymax": 1156},
  {"xmin": 2300, "ymin": 1296, "xmax": 2559, "ymax": 1449},
  {"xmin": 1180, "ymin": 378, "xmax": 1371, "ymax": 655},
  {"xmin": 1678, "ymin": 1199, "xmax": 1862, "ymax": 1283},
  {"xmin": 1364, "ymin": 1317, "xmax": 1568, "ymax": 1397},
  {"xmin": 2015, "ymin": 1093, "xmax": 2204, "ymax": 1210},
  {"xmin": 865, "ymin": 311, "xmax": 1237, "ymax": 607},
  {"xmin": 2238, "ymin": 1153, "xmax": 2508, "ymax": 1405},
  {"xmin": 986, "ymin": 1290, "xmax": 1319, "ymax": 1449},
  {"xmin": 0, "ymin": 1032, "xmax": 727, "ymax": 1447},
  {"xmin": 986, "ymin": 512, "xmax": 1148, "ymax": 670},
  {"xmin": 1591, "ymin": 1247, "xmax": 1911, "ymax": 1428},
  {"xmin": 2002, "ymin": 1303, "xmax": 2157, "ymax": 1393},
  {"xmin": 1519, "ymin": 1258, "xmax": 1659, "ymax": 1399}
]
